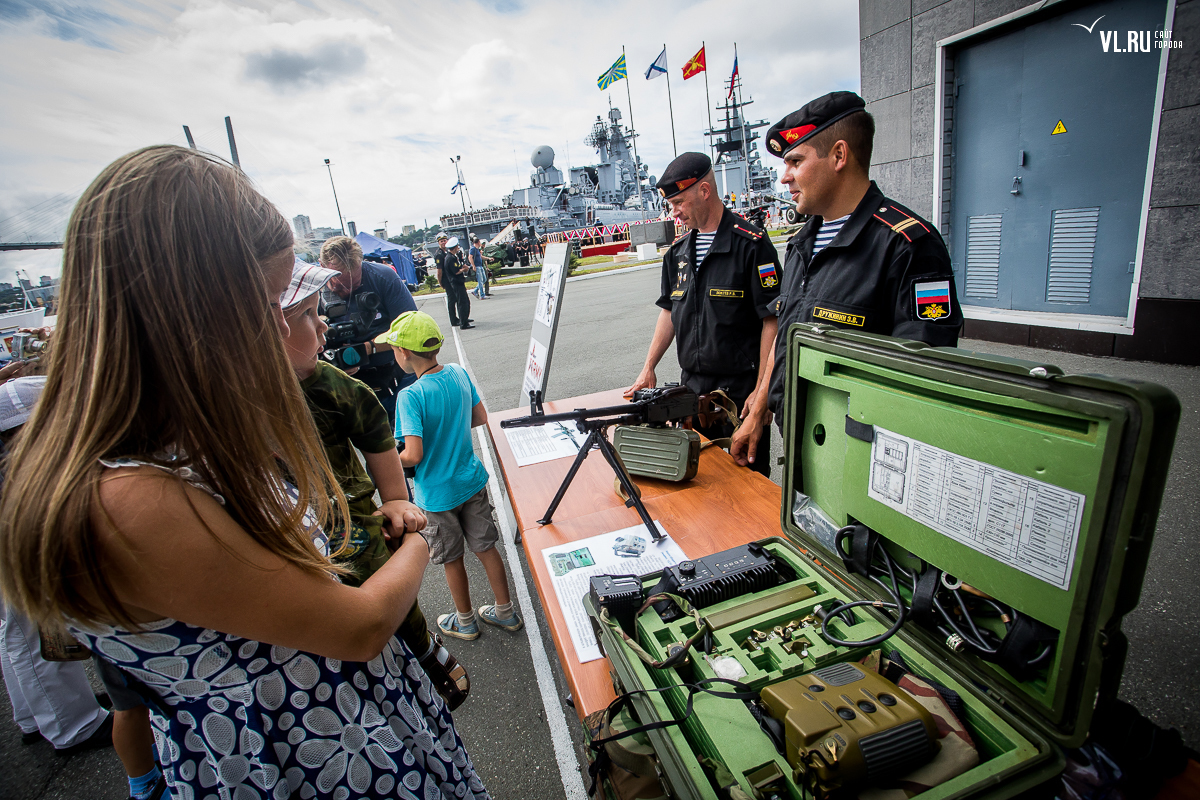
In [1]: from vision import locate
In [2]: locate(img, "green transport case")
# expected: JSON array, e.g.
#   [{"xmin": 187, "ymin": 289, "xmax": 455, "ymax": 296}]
[
  {"xmin": 614, "ymin": 424, "xmax": 702, "ymax": 482},
  {"xmin": 585, "ymin": 324, "xmax": 1179, "ymax": 799}
]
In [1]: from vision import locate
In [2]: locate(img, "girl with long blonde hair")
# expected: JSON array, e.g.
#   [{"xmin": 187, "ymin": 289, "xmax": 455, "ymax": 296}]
[{"xmin": 0, "ymin": 145, "xmax": 490, "ymax": 800}]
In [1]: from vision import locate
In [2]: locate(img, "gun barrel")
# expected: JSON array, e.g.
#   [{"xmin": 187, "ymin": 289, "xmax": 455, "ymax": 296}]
[{"xmin": 500, "ymin": 402, "xmax": 642, "ymax": 429}]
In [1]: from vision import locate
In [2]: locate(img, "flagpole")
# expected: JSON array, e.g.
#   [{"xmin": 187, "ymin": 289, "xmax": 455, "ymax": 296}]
[
  {"xmin": 663, "ymin": 43, "xmax": 678, "ymax": 158},
  {"xmin": 702, "ymin": 41, "xmax": 714, "ymax": 163},
  {"xmin": 622, "ymin": 45, "xmax": 647, "ymax": 219}
]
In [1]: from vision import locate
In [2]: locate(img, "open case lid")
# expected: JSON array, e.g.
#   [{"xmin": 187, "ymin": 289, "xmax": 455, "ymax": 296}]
[{"xmin": 778, "ymin": 324, "xmax": 1180, "ymax": 748}]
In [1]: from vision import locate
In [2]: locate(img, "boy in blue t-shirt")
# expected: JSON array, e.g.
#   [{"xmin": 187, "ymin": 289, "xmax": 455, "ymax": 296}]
[{"xmin": 379, "ymin": 311, "xmax": 523, "ymax": 640}]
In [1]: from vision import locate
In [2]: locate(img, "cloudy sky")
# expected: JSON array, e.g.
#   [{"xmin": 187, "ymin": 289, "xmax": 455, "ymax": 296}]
[{"xmin": 0, "ymin": 0, "xmax": 860, "ymax": 283}]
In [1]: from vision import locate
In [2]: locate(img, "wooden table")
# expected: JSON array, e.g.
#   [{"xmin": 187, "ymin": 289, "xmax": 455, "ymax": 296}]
[{"xmin": 488, "ymin": 389, "xmax": 782, "ymax": 719}]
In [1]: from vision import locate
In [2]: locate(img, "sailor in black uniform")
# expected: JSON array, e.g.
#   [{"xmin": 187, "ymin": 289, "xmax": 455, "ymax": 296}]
[
  {"xmin": 762, "ymin": 91, "xmax": 962, "ymax": 417},
  {"xmin": 628, "ymin": 152, "xmax": 782, "ymax": 476}
]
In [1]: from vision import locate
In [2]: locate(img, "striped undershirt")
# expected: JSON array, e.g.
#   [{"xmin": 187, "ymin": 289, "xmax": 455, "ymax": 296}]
[
  {"xmin": 694, "ymin": 231, "xmax": 716, "ymax": 265},
  {"xmin": 812, "ymin": 214, "xmax": 851, "ymax": 256}
]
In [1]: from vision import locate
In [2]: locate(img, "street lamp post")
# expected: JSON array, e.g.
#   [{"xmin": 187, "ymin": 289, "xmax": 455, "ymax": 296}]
[
  {"xmin": 324, "ymin": 158, "xmax": 346, "ymax": 236},
  {"xmin": 451, "ymin": 156, "xmax": 473, "ymax": 245}
]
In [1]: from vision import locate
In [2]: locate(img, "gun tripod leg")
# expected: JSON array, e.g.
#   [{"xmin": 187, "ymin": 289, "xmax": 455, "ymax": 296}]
[
  {"xmin": 537, "ymin": 427, "xmax": 599, "ymax": 526},
  {"xmin": 594, "ymin": 434, "xmax": 663, "ymax": 542}
]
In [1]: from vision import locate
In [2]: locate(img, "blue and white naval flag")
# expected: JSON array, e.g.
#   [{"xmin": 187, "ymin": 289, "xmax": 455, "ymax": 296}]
[
  {"xmin": 645, "ymin": 47, "xmax": 668, "ymax": 80},
  {"xmin": 451, "ymin": 180, "xmax": 465, "ymax": 194}
]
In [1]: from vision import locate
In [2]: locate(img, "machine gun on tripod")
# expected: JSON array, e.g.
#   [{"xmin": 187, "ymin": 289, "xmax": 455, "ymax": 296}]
[{"xmin": 500, "ymin": 384, "xmax": 698, "ymax": 542}]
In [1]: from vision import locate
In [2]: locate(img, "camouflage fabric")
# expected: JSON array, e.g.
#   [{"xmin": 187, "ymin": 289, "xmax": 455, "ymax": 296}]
[
  {"xmin": 301, "ymin": 362, "xmax": 428, "ymax": 652},
  {"xmin": 301, "ymin": 361, "xmax": 396, "ymax": 505}
]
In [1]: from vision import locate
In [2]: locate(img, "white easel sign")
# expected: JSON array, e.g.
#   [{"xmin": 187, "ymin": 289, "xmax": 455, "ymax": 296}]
[{"xmin": 517, "ymin": 242, "xmax": 571, "ymax": 408}]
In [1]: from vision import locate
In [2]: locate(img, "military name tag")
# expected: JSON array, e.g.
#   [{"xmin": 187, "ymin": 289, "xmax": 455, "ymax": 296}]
[
  {"xmin": 813, "ymin": 306, "xmax": 866, "ymax": 327},
  {"xmin": 709, "ymin": 288, "xmax": 744, "ymax": 299}
]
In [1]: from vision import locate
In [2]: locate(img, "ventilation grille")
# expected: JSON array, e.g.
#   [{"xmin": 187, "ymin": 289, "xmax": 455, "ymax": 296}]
[
  {"xmin": 1047, "ymin": 207, "xmax": 1099, "ymax": 303},
  {"xmin": 812, "ymin": 662, "xmax": 864, "ymax": 687},
  {"xmin": 965, "ymin": 214, "xmax": 1002, "ymax": 298},
  {"xmin": 861, "ymin": 719, "xmax": 937, "ymax": 781}
]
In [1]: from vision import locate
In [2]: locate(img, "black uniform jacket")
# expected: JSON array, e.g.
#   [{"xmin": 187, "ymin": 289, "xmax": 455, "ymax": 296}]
[
  {"xmin": 767, "ymin": 182, "xmax": 962, "ymax": 416},
  {"xmin": 656, "ymin": 207, "xmax": 782, "ymax": 401}
]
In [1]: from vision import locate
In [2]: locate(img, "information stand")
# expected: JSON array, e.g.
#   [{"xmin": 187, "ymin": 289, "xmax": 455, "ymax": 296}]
[{"xmin": 519, "ymin": 242, "xmax": 571, "ymax": 407}]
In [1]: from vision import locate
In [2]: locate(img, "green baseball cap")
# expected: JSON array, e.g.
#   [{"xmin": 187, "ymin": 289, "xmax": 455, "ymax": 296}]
[{"xmin": 374, "ymin": 311, "xmax": 444, "ymax": 351}]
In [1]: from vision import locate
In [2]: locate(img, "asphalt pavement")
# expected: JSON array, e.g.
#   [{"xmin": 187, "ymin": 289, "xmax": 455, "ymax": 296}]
[{"xmin": 3, "ymin": 263, "xmax": 1197, "ymax": 799}]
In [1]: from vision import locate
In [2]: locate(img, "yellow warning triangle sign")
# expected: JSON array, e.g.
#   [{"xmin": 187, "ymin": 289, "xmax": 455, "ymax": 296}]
[{"xmin": 1052, "ymin": 120, "xmax": 1067, "ymax": 135}]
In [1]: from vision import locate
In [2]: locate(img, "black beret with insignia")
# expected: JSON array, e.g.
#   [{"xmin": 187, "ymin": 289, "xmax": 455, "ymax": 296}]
[
  {"xmin": 656, "ymin": 152, "xmax": 712, "ymax": 199},
  {"xmin": 765, "ymin": 91, "xmax": 866, "ymax": 159}
]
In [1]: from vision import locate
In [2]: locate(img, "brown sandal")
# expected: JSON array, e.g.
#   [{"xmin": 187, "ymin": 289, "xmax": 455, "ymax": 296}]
[{"xmin": 418, "ymin": 632, "xmax": 470, "ymax": 711}]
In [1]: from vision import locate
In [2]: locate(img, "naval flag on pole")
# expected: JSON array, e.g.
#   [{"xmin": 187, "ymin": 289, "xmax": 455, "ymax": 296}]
[
  {"xmin": 597, "ymin": 54, "xmax": 627, "ymax": 90},
  {"xmin": 682, "ymin": 45, "xmax": 706, "ymax": 79},
  {"xmin": 645, "ymin": 47, "xmax": 668, "ymax": 80},
  {"xmin": 451, "ymin": 180, "xmax": 465, "ymax": 194},
  {"xmin": 727, "ymin": 54, "xmax": 739, "ymax": 98}
]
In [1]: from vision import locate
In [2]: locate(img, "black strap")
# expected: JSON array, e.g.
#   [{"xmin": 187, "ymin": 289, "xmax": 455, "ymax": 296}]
[
  {"xmin": 845, "ymin": 415, "xmax": 875, "ymax": 443},
  {"xmin": 994, "ymin": 614, "xmax": 1058, "ymax": 681},
  {"xmin": 648, "ymin": 570, "xmax": 682, "ymax": 621},
  {"xmin": 911, "ymin": 567, "xmax": 941, "ymax": 628},
  {"xmin": 836, "ymin": 524, "xmax": 878, "ymax": 578}
]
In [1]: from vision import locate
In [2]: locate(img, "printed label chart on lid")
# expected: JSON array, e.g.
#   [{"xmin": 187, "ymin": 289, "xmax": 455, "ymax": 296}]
[{"xmin": 866, "ymin": 426, "xmax": 1085, "ymax": 591}]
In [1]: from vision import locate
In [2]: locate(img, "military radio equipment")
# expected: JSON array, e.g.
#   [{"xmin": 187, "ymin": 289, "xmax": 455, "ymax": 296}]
[
  {"xmin": 759, "ymin": 663, "xmax": 939, "ymax": 797},
  {"xmin": 500, "ymin": 384, "xmax": 698, "ymax": 542},
  {"xmin": 589, "ymin": 574, "xmax": 643, "ymax": 635},
  {"xmin": 650, "ymin": 541, "xmax": 793, "ymax": 621},
  {"xmin": 668, "ymin": 542, "xmax": 787, "ymax": 609}
]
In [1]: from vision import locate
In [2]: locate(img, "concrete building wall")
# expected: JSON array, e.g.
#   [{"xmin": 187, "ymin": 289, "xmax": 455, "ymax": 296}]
[{"xmin": 859, "ymin": 0, "xmax": 1199, "ymax": 363}]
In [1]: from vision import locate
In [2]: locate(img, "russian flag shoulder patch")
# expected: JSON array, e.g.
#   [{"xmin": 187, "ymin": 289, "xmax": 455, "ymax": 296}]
[
  {"xmin": 914, "ymin": 279, "xmax": 952, "ymax": 320},
  {"xmin": 757, "ymin": 263, "xmax": 778, "ymax": 288}
]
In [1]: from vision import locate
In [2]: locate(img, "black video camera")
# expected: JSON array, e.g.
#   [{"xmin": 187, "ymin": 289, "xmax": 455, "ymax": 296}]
[{"xmin": 321, "ymin": 290, "xmax": 381, "ymax": 371}]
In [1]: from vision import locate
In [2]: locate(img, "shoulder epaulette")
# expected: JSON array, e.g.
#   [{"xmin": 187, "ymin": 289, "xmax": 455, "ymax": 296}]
[
  {"xmin": 732, "ymin": 224, "xmax": 763, "ymax": 241},
  {"xmin": 872, "ymin": 202, "xmax": 933, "ymax": 243}
]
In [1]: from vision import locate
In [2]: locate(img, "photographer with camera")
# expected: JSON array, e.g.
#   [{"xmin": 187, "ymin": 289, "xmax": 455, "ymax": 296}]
[{"xmin": 320, "ymin": 236, "xmax": 418, "ymax": 424}]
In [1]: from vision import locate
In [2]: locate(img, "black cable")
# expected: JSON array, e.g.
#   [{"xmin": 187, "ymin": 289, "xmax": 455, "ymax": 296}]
[
  {"xmin": 825, "ymin": 524, "xmax": 1054, "ymax": 673},
  {"xmin": 819, "ymin": 526, "xmax": 909, "ymax": 648}
]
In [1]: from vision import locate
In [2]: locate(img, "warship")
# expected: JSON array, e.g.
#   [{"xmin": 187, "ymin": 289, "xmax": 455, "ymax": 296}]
[
  {"xmin": 438, "ymin": 101, "xmax": 659, "ymax": 243},
  {"xmin": 438, "ymin": 71, "xmax": 782, "ymax": 244}
]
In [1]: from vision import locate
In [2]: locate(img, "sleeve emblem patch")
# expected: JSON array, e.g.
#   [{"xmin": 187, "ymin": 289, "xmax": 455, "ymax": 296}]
[
  {"xmin": 914, "ymin": 280, "xmax": 952, "ymax": 320},
  {"xmin": 757, "ymin": 263, "xmax": 778, "ymax": 288}
]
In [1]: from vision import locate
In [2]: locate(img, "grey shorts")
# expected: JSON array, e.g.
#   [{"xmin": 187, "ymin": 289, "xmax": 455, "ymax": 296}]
[
  {"xmin": 92, "ymin": 654, "xmax": 146, "ymax": 711},
  {"xmin": 422, "ymin": 487, "xmax": 499, "ymax": 565}
]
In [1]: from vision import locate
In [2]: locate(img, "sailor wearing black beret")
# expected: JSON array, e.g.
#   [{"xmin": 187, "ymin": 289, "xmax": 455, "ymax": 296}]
[
  {"xmin": 656, "ymin": 152, "xmax": 713, "ymax": 199},
  {"xmin": 628, "ymin": 152, "xmax": 783, "ymax": 476},
  {"xmin": 761, "ymin": 91, "xmax": 962, "ymax": 421}
]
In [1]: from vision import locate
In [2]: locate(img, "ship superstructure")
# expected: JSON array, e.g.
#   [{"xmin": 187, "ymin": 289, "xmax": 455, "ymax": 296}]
[
  {"xmin": 440, "ymin": 101, "xmax": 659, "ymax": 241},
  {"xmin": 704, "ymin": 70, "xmax": 777, "ymax": 203}
]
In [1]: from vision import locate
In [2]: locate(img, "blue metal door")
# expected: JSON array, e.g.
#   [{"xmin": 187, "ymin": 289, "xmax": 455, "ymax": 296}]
[{"xmin": 950, "ymin": 0, "xmax": 1166, "ymax": 317}]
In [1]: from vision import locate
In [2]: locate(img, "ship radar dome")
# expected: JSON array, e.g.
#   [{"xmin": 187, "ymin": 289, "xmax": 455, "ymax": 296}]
[{"xmin": 531, "ymin": 146, "xmax": 555, "ymax": 169}]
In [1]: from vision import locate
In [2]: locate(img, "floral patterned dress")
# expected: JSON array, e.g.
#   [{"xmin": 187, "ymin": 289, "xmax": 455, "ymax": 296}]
[{"xmin": 71, "ymin": 458, "xmax": 490, "ymax": 800}]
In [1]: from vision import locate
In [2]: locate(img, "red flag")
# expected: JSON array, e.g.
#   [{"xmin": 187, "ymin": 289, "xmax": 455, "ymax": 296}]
[{"xmin": 682, "ymin": 45, "xmax": 706, "ymax": 80}]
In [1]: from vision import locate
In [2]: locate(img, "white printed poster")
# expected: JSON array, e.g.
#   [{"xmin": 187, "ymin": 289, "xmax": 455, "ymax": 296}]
[
  {"xmin": 867, "ymin": 426, "xmax": 1085, "ymax": 590},
  {"xmin": 502, "ymin": 421, "xmax": 584, "ymax": 467},
  {"xmin": 534, "ymin": 259, "xmax": 562, "ymax": 327},
  {"xmin": 520, "ymin": 338, "xmax": 547, "ymax": 402},
  {"xmin": 541, "ymin": 523, "xmax": 686, "ymax": 663}
]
